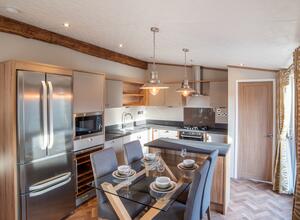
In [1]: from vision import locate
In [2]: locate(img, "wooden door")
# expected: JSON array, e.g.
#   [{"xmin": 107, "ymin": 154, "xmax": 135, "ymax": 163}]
[{"xmin": 238, "ymin": 82, "xmax": 273, "ymax": 182}]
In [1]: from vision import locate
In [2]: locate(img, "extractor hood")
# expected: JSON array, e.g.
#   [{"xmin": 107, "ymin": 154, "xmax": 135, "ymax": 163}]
[{"xmin": 186, "ymin": 65, "xmax": 210, "ymax": 107}]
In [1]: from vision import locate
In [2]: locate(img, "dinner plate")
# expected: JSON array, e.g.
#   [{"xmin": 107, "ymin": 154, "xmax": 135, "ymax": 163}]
[
  {"xmin": 150, "ymin": 181, "xmax": 176, "ymax": 193},
  {"xmin": 112, "ymin": 169, "xmax": 136, "ymax": 179},
  {"xmin": 177, "ymin": 162, "xmax": 199, "ymax": 171}
]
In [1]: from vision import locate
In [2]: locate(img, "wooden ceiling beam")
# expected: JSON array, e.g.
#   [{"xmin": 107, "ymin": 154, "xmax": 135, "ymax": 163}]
[{"xmin": 0, "ymin": 15, "xmax": 148, "ymax": 69}]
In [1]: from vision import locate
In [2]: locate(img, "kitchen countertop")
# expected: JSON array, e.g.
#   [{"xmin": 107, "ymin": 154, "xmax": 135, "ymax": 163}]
[
  {"xmin": 105, "ymin": 124, "xmax": 227, "ymax": 141},
  {"xmin": 144, "ymin": 138, "xmax": 230, "ymax": 156}
]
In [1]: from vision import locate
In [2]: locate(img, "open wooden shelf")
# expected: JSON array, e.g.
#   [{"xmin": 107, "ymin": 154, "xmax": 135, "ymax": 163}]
[{"xmin": 122, "ymin": 81, "xmax": 148, "ymax": 106}]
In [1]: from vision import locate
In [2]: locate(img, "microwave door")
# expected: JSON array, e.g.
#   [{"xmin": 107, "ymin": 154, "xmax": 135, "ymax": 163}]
[
  {"xmin": 18, "ymin": 71, "xmax": 48, "ymax": 164},
  {"xmin": 46, "ymin": 74, "xmax": 73, "ymax": 156}
]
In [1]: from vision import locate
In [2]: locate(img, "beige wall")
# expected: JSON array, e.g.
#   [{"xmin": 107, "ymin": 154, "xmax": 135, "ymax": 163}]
[
  {"xmin": 0, "ymin": 32, "xmax": 146, "ymax": 81},
  {"xmin": 228, "ymin": 67, "xmax": 277, "ymax": 177}
]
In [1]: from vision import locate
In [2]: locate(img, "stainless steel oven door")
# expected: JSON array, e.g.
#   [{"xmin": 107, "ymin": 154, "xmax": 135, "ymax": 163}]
[{"xmin": 74, "ymin": 112, "xmax": 104, "ymax": 139}]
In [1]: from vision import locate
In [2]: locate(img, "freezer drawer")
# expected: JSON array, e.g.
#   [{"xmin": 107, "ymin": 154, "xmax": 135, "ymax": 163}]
[
  {"xmin": 19, "ymin": 152, "xmax": 74, "ymax": 194},
  {"xmin": 20, "ymin": 175, "xmax": 75, "ymax": 220}
]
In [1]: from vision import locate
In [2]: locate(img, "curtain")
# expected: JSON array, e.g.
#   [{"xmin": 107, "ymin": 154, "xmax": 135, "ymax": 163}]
[{"xmin": 273, "ymin": 66, "xmax": 296, "ymax": 194}]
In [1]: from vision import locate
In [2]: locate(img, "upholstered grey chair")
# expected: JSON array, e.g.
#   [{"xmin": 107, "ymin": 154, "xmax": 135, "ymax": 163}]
[
  {"xmin": 176, "ymin": 150, "xmax": 219, "ymax": 220},
  {"xmin": 90, "ymin": 147, "xmax": 151, "ymax": 220},
  {"xmin": 123, "ymin": 140, "xmax": 144, "ymax": 165},
  {"xmin": 153, "ymin": 159, "xmax": 210, "ymax": 220}
]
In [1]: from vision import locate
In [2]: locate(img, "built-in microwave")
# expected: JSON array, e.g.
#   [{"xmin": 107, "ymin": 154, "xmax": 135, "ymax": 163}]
[{"xmin": 74, "ymin": 112, "xmax": 104, "ymax": 139}]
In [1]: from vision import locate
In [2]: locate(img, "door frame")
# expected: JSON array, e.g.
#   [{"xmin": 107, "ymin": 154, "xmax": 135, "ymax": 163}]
[{"xmin": 234, "ymin": 79, "xmax": 276, "ymax": 181}]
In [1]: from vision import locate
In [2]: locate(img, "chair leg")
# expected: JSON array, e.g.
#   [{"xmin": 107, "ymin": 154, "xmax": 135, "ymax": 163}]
[{"xmin": 206, "ymin": 206, "xmax": 211, "ymax": 220}]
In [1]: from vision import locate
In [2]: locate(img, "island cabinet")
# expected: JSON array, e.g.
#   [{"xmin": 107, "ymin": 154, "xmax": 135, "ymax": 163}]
[{"xmin": 148, "ymin": 146, "xmax": 230, "ymax": 214}]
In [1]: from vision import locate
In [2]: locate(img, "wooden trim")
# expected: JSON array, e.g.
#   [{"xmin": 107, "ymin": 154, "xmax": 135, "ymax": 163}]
[
  {"xmin": 101, "ymin": 183, "xmax": 132, "ymax": 220},
  {"xmin": 227, "ymin": 65, "xmax": 278, "ymax": 73},
  {"xmin": 0, "ymin": 61, "xmax": 18, "ymax": 220},
  {"xmin": 0, "ymin": 15, "xmax": 147, "ymax": 70},
  {"xmin": 9, "ymin": 60, "xmax": 73, "ymax": 75}
]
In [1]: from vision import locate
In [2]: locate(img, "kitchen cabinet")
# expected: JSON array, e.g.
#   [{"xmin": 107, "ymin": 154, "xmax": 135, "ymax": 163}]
[
  {"xmin": 209, "ymin": 81, "xmax": 228, "ymax": 107},
  {"xmin": 73, "ymin": 71, "xmax": 105, "ymax": 113},
  {"xmin": 105, "ymin": 80, "xmax": 123, "ymax": 108},
  {"xmin": 206, "ymin": 133, "xmax": 227, "ymax": 144},
  {"xmin": 148, "ymin": 83, "xmax": 184, "ymax": 107},
  {"xmin": 165, "ymin": 83, "xmax": 183, "ymax": 107},
  {"xmin": 152, "ymin": 129, "xmax": 179, "ymax": 140},
  {"xmin": 104, "ymin": 137, "xmax": 125, "ymax": 164}
]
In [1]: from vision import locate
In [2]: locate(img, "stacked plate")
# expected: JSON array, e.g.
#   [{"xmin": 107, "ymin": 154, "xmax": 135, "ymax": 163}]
[
  {"xmin": 112, "ymin": 166, "xmax": 136, "ymax": 180},
  {"xmin": 150, "ymin": 177, "xmax": 176, "ymax": 193},
  {"xmin": 177, "ymin": 161, "xmax": 199, "ymax": 171}
]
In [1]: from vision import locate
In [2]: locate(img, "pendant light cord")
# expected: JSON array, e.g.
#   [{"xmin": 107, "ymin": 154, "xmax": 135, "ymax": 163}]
[{"xmin": 184, "ymin": 50, "xmax": 187, "ymax": 79}]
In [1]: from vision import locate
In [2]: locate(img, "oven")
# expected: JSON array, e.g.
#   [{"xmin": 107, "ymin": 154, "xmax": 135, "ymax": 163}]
[
  {"xmin": 179, "ymin": 131, "xmax": 206, "ymax": 141},
  {"xmin": 74, "ymin": 112, "xmax": 104, "ymax": 140}
]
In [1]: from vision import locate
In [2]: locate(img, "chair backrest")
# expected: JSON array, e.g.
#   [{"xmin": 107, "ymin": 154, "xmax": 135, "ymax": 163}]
[
  {"xmin": 90, "ymin": 147, "xmax": 118, "ymax": 203},
  {"xmin": 184, "ymin": 160, "xmax": 210, "ymax": 220},
  {"xmin": 123, "ymin": 140, "xmax": 144, "ymax": 165},
  {"xmin": 201, "ymin": 150, "xmax": 219, "ymax": 217}
]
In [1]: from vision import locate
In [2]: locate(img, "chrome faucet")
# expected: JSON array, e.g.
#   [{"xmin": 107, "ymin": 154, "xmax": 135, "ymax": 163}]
[{"xmin": 122, "ymin": 112, "xmax": 134, "ymax": 129}]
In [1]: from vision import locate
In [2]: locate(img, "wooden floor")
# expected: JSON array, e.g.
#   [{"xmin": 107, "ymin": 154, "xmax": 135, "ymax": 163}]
[{"xmin": 67, "ymin": 179, "xmax": 293, "ymax": 220}]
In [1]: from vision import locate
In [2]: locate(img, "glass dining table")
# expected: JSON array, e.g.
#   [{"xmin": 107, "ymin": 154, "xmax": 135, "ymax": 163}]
[{"xmin": 89, "ymin": 151, "xmax": 201, "ymax": 216}]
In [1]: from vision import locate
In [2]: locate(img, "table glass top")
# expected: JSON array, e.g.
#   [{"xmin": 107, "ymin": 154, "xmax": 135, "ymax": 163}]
[{"xmin": 89, "ymin": 151, "xmax": 202, "ymax": 212}]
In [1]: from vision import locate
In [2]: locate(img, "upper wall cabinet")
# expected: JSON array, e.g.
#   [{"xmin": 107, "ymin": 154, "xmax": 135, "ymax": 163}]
[
  {"xmin": 148, "ymin": 83, "xmax": 184, "ymax": 107},
  {"xmin": 209, "ymin": 81, "xmax": 228, "ymax": 108},
  {"xmin": 105, "ymin": 80, "xmax": 123, "ymax": 108},
  {"xmin": 73, "ymin": 71, "xmax": 105, "ymax": 113}
]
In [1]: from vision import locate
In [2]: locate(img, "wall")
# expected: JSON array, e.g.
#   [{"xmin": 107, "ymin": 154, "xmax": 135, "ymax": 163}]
[
  {"xmin": 105, "ymin": 106, "xmax": 146, "ymax": 126},
  {"xmin": 0, "ymin": 32, "xmax": 145, "ymax": 81},
  {"xmin": 228, "ymin": 67, "xmax": 277, "ymax": 177}
]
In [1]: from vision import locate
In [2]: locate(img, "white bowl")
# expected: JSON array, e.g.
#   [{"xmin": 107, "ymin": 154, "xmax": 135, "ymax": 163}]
[
  {"xmin": 117, "ymin": 165, "xmax": 130, "ymax": 175},
  {"xmin": 155, "ymin": 176, "xmax": 171, "ymax": 189},
  {"xmin": 144, "ymin": 153, "xmax": 155, "ymax": 161},
  {"xmin": 183, "ymin": 159, "xmax": 195, "ymax": 168}
]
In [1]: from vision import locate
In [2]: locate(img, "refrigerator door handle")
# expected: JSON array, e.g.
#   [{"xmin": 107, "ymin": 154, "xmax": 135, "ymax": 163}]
[
  {"xmin": 29, "ymin": 177, "xmax": 72, "ymax": 198},
  {"xmin": 29, "ymin": 172, "xmax": 71, "ymax": 192},
  {"xmin": 47, "ymin": 81, "xmax": 54, "ymax": 149},
  {"xmin": 41, "ymin": 81, "xmax": 48, "ymax": 150}
]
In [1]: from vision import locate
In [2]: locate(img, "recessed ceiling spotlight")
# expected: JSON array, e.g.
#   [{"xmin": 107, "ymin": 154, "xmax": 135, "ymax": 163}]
[
  {"xmin": 5, "ymin": 6, "xmax": 20, "ymax": 14},
  {"xmin": 119, "ymin": 43, "xmax": 123, "ymax": 48},
  {"xmin": 63, "ymin": 22, "xmax": 70, "ymax": 28}
]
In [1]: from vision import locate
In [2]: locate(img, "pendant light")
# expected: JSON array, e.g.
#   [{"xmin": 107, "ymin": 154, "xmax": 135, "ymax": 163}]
[
  {"xmin": 140, "ymin": 27, "xmax": 168, "ymax": 96},
  {"xmin": 176, "ymin": 48, "xmax": 195, "ymax": 97}
]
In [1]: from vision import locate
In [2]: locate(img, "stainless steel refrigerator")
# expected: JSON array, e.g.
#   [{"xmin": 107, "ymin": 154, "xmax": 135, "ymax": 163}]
[{"xmin": 17, "ymin": 71, "xmax": 75, "ymax": 220}]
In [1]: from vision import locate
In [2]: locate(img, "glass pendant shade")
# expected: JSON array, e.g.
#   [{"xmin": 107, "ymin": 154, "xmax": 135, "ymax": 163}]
[
  {"xmin": 140, "ymin": 27, "xmax": 168, "ymax": 95},
  {"xmin": 176, "ymin": 79, "xmax": 195, "ymax": 97},
  {"xmin": 176, "ymin": 48, "xmax": 195, "ymax": 96}
]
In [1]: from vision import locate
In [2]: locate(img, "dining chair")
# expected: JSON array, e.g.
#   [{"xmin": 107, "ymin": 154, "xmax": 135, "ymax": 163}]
[
  {"xmin": 176, "ymin": 150, "xmax": 219, "ymax": 220},
  {"xmin": 123, "ymin": 140, "xmax": 144, "ymax": 165},
  {"xmin": 153, "ymin": 159, "xmax": 210, "ymax": 220},
  {"xmin": 90, "ymin": 147, "xmax": 151, "ymax": 220}
]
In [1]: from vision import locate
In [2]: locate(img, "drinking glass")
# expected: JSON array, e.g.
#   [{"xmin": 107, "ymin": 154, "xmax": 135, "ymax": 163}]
[
  {"xmin": 156, "ymin": 161, "xmax": 165, "ymax": 176},
  {"xmin": 181, "ymin": 148, "xmax": 187, "ymax": 159}
]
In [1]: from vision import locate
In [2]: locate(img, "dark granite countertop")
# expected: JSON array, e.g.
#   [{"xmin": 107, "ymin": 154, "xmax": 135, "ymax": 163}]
[
  {"xmin": 105, "ymin": 123, "xmax": 227, "ymax": 141},
  {"xmin": 144, "ymin": 138, "xmax": 230, "ymax": 156}
]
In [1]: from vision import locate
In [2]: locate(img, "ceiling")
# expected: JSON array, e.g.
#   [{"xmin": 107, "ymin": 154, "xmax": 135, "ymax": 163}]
[{"xmin": 0, "ymin": 0, "xmax": 299, "ymax": 69}]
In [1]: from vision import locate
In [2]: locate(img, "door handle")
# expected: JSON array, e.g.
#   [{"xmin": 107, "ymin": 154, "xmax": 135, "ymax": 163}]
[
  {"xmin": 47, "ymin": 81, "xmax": 54, "ymax": 149},
  {"xmin": 29, "ymin": 172, "xmax": 71, "ymax": 192},
  {"xmin": 41, "ymin": 81, "xmax": 48, "ymax": 150},
  {"xmin": 29, "ymin": 177, "xmax": 71, "ymax": 197}
]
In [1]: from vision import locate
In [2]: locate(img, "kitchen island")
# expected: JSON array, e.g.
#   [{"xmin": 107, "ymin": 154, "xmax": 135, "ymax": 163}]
[{"xmin": 144, "ymin": 138, "xmax": 231, "ymax": 214}]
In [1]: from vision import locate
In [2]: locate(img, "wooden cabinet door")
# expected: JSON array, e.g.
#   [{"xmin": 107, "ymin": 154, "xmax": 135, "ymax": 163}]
[
  {"xmin": 209, "ymin": 81, "xmax": 228, "ymax": 107},
  {"xmin": 105, "ymin": 80, "xmax": 123, "ymax": 108},
  {"xmin": 73, "ymin": 71, "xmax": 105, "ymax": 113},
  {"xmin": 165, "ymin": 83, "xmax": 183, "ymax": 107},
  {"xmin": 148, "ymin": 90, "xmax": 166, "ymax": 106}
]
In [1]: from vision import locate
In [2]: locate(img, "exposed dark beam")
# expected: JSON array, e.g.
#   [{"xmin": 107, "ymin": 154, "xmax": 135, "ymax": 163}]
[{"xmin": 0, "ymin": 15, "xmax": 148, "ymax": 69}]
